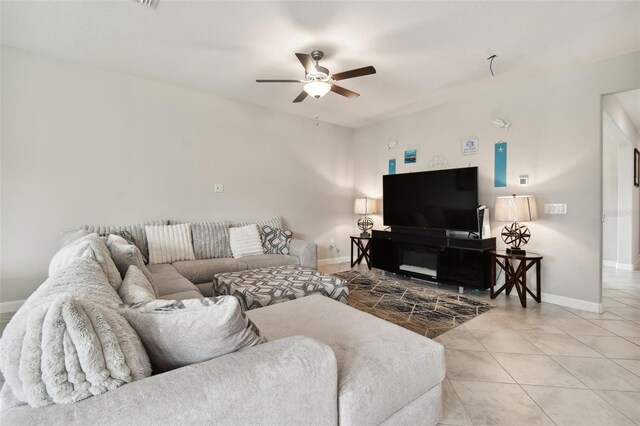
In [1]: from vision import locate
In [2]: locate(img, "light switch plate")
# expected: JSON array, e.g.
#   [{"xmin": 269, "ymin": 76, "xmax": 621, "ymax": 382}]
[
  {"xmin": 519, "ymin": 175, "xmax": 529, "ymax": 185},
  {"xmin": 214, "ymin": 184, "xmax": 224, "ymax": 193},
  {"xmin": 544, "ymin": 203, "xmax": 567, "ymax": 214}
]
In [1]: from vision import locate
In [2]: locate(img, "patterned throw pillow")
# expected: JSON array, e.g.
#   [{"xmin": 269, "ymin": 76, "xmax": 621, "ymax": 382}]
[
  {"xmin": 119, "ymin": 296, "xmax": 264, "ymax": 372},
  {"xmin": 261, "ymin": 226, "xmax": 293, "ymax": 255}
]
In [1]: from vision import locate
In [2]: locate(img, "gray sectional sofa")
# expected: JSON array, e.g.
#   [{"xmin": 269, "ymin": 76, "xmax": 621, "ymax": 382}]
[{"xmin": 0, "ymin": 219, "xmax": 445, "ymax": 425}]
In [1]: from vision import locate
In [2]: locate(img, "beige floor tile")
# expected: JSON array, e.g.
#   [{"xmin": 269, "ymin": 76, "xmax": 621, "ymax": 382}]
[
  {"xmin": 606, "ymin": 307, "xmax": 640, "ymax": 322},
  {"xmin": 444, "ymin": 349, "xmax": 514, "ymax": 383},
  {"xmin": 611, "ymin": 297, "xmax": 640, "ymax": 309},
  {"xmin": 603, "ymin": 298, "xmax": 634, "ymax": 309},
  {"xmin": 563, "ymin": 307, "xmax": 623, "ymax": 321},
  {"xmin": 522, "ymin": 333, "xmax": 604, "ymax": 357},
  {"xmin": 552, "ymin": 356, "xmax": 640, "ymax": 391},
  {"xmin": 434, "ymin": 329, "xmax": 486, "ymax": 352},
  {"xmin": 469, "ymin": 329, "xmax": 543, "ymax": 354},
  {"xmin": 450, "ymin": 380, "xmax": 554, "ymax": 425},
  {"xmin": 440, "ymin": 378, "xmax": 471, "ymax": 426},
  {"xmin": 613, "ymin": 359, "xmax": 640, "ymax": 377},
  {"xmin": 493, "ymin": 353, "xmax": 586, "ymax": 388},
  {"xmin": 594, "ymin": 390, "xmax": 640, "ymax": 424},
  {"xmin": 497, "ymin": 314, "xmax": 565, "ymax": 333},
  {"xmin": 523, "ymin": 385, "xmax": 636, "ymax": 426},
  {"xmin": 573, "ymin": 335, "xmax": 640, "ymax": 359},
  {"xmin": 550, "ymin": 317, "xmax": 614, "ymax": 336},
  {"xmin": 603, "ymin": 289, "xmax": 634, "ymax": 298},
  {"xmin": 588, "ymin": 320, "xmax": 640, "ymax": 337},
  {"xmin": 619, "ymin": 289, "xmax": 640, "ymax": 297},
  {"xmin": 459, "ymin": 314, "xmax": 512, "ymax": 331},
  {"xmin": 625, "ymin": 336, "xmax": 640, "ymax": 346}
]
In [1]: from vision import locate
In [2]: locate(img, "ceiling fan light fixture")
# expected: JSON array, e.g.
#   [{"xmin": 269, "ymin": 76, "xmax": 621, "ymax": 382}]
[{"xmin": 304, "ymin": 81, "xmax": 331, "ymax": 98}]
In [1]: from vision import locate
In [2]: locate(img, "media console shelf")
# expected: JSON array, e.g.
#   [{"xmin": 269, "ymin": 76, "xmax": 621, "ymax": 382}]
[{"xmin": 371, "ymin": 229, "xmax": 496, "ymax": 291}]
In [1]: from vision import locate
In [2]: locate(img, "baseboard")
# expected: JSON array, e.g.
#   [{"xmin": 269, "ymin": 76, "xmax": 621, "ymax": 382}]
[
  {"xmin": 0, "ymin": 299, "xmax": 25, "ymax": 314},
  {"xmin": 602, "ymin": 260, "xmax": 617, "ymax": 268},
  {"xmin": 603, "ymin": 258, "xmax": 640, "ymax": 271},
  {"xmin": 526, "ymin": 292, "xmax": 602, "ymax": 313},
  {"xmin": 616, "ymin": 262, "xmax": 636, "ymax": 271},
  {"xmin": 318, "ymin": 256, "xmax": 350, "ymax": 266}
]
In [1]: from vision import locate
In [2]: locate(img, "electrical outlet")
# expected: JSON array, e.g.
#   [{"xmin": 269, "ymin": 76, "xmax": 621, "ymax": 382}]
[{"xmin": 214, "ymin": 184, "xmax": 224, "ymax": 193}]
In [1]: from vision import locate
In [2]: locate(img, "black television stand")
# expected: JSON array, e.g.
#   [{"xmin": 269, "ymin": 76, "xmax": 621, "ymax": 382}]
[{"xmin": 370, "ymin": 229, "xmax": 496, "ymax": 291}]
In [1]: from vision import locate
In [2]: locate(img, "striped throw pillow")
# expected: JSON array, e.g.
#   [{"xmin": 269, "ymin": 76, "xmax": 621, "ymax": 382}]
[
  {"xmin": 229, "ymin": 224, "xmax": 264, "ymax": 258},
  {"xmin": 191, "ymin": 221, "xmax": 232, "ymax": 259},
  {"xmin": 145, "ymin": 224, "xmax": 196, "ymax": 265}
]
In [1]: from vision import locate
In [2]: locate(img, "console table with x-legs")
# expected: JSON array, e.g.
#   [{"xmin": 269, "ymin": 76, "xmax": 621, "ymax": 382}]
[
  {"xmin": 490, "ymin": 250, "xmax": 543, "ymax": 308},
  {"xmin": 350, "ymin": 235, "xmax": 372, "ymax": 269}
]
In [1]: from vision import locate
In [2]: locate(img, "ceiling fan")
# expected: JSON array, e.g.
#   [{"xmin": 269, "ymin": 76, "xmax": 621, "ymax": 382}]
[{"xmin": 256, "ymin": 50, "xmax": 376, "ymax": 103}]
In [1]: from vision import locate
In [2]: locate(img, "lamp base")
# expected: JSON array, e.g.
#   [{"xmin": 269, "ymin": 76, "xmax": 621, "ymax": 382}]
[
  {"xmin": 360, "ymin": 231, "xmax": 371, "ymax": 238},
  {"xmin": 506, "ymin": 247, "xmax": 526, "ymax": 256}
]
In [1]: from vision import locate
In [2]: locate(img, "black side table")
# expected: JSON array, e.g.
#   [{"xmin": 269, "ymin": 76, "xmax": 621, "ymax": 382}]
[
  {"xmin": 350, "ymin": 235, "xmax": 372, "ymax": 269},
  {"xmin": 490, "ymin": 250, "xmax": 543, "ymax": 308}
]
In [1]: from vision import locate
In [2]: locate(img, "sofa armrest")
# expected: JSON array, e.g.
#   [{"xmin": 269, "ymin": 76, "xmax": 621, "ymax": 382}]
[
  {"xmin": 2, "ymin": 336, "xmax": 338, "ymax": 426},
  {"xmin": 290, "ymin": 239, "xmax": 317, "ymax": 269}
]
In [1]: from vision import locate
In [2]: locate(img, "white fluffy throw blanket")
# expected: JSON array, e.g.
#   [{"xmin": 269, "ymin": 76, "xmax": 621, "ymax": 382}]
[{"xmin": 0, "ymin": 257, "xmax": 151, "ymax": 408}]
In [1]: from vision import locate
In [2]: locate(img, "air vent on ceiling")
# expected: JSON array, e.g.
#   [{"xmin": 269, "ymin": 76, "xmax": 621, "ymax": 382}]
[{"xmin": 135, "ymin": 0, "xmax": 158, "ymax": 8}]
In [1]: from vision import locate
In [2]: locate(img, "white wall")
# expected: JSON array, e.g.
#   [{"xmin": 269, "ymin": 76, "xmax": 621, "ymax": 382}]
[
  {"xmin": 603, "ymin": 94, "xmax": 640, "ymax": 270},
  {"xmin": 602, "ymin": 130, "xmax": 619, "ymax": 263},
  {"xmin": 353, "ymin": 52, "xmax": 640, "ymax": 309},
  {"xmin": 1, "ymin": 47, "xmax": 355, "ymax": 303}
]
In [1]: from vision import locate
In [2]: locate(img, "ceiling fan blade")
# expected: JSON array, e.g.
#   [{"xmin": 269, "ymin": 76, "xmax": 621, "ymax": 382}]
[
  {"xmin": 256, "ymin": 79, "xmax": 301, "ymax": 83},
  {"xmin": 295, "ymin": 53, "xmax": 317, "ymax": 74},
  {"xmin": 293, "ymin": 91, "xmax": 308, "ymax": 103},
  {"xmin": 330, "ymin": 84, "xmax": 360, "ymax": 99},
  {"xmin": 331, "ymin": 66, "xmax": 376, "ymax": 81}
]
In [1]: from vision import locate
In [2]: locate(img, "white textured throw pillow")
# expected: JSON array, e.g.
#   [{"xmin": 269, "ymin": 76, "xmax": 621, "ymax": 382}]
[
  {"xmin": 119, "ymin": 296, "xmax": 264, "ymax": 372},
  {"xmin": 119, "ymin": 265, "xmax": 157, "ymax": 305},
  {"xmin": 145, "ymin": 224, "xmax": 196, "ymax": 265},
  {"xmin": 229, "ymin": 224, "xmax": 264, "ymax": 258}
]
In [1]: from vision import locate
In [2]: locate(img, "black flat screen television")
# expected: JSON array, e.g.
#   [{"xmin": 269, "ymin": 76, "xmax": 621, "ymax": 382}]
[{"xmin": 383, "ymin": 167, "xmax": 478, "ymax": 232}]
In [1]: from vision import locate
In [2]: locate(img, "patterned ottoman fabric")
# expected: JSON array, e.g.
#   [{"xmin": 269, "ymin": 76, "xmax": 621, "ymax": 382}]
[{"xmin": 213, "ymin": 265, "xmax": 349, "ymax": 310}]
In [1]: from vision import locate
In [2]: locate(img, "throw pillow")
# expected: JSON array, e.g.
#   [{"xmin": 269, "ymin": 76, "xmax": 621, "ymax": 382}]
[
  {"xmin": 119, "ymin": 296, "xmax": 264, "ymax": 372},
  {"xmin": 229, "ymin": 224, "xmax": 264, "ymax": 258},
  {"xmin": 145, "ymin": 224, "xmax": 196, "ymax": 265},
  {"xmin": 191, "ymin": 221, "xmax": 232, "ymax": 259},
  {"xmin": 49, "ymin": 233, "xmax": 122, "ymax": 291},
  {"xmin": 107, "ymin": 234, "xmax": 157, "ymax": 295},
  {"xmin": 119, "ymin": 265, "xmax": 156, "ymax": 305},
  {"xmin": 231, "ymin": 216, "xmax": 283, "ymax": 230},
  {"xmin": 261, "ymin": 225, "xmax": 293, "ymax": 255}
]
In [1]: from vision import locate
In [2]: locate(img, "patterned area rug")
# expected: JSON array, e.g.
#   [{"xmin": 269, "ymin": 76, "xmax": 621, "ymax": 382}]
[{"xmin": 334, "ymin": 270, "xmax": 494, "ymax": 338}]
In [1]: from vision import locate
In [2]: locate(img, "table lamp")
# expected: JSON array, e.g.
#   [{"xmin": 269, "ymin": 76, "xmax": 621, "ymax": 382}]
[
  {"xmin": 494, "ymin": 194, "xmax": 537, "ymax": 255},
  {"xmin": 354, "ymin": 198, "xmax": 377, "ymax": 237}
]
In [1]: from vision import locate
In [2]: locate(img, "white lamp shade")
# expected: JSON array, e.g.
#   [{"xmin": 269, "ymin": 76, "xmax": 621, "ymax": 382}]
[
  {"xmin": 303, "ymin": 81, "xmax": 331, "ymax": 98},
  {"xmin": 354, "ymin": 198, "xmax": 377, "ymax": 215},
  {"xmin": 494, "ymin": 195, "xmax": 538, "ymax": 222}
]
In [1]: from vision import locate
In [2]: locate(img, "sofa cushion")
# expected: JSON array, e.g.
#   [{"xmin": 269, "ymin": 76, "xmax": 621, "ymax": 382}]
[
  {"xmin": 120, "ymin": 297, "xmax": 264, "ymax": 372},
  {"xmin": 145, "ymin": 264, "xmax": 200, "ymax": 297},
  {"xmin": 146, "ymin": 224, "xmax": 196, "ymax": 265},
  {"xmin": 247, "ymin": 295, "xmax": 445, "ymax": 425},
  {"xmin": 238, "ymin": 254, "xmax": 300, "ymax": 270},
  {"xmin": 229, "ymin": 224, "xmax": 264, "ymax": 258},
  {"xmin": 191, "ymin": 221, "xmax": 232, "ymax": 259},
  {"xmin": 81, "ymin": 220, "xmax": 168, "ymax": 264},
  {"xmin": 195, "ymin": 283, "xmax": 214, "ymax": 297},
  {"xmin": 107, "ymin": 235, "xmax": 156, "ymax": 294},
  {"xmin": 159, "ymin": 290, "xmax": 204, "ymax": 301},
  {"xmin": 172, "ymin": 258, "xmax": 247, "ymax": 284},
  {"xmin": 49, "ymin": 233, "xmax": 122, "ymax": 291},
  {"xmin": 119, "ymin": 266, "xmax": 157, "ymax": 305},
  {"xmin": 261, "ymin": 226, "xmax": 293, "ymax": 255}
]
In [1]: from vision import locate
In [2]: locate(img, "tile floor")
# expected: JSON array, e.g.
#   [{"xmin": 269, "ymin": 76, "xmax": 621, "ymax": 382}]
[{"xmin": 319, "ymin": 263, "xmax": 640, "ymax": 426}]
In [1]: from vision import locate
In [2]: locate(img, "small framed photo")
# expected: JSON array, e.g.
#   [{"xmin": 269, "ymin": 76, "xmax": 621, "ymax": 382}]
[
  {"xmin": 404, "ymin": 149, "xmax": 417, "ymax": 164},
  {"xmin": 634, "ymin": 148, "xmax": 639, "ymax": 187},
  {"xmin": 462, "ymin": 138, "xmax": 479, "ymax": 156}
]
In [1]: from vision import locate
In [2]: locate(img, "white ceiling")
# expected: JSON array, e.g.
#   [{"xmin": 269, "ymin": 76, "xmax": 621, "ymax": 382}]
[
  {"xmin": 2, "ymin": 1, "xmax": 639, "ymax": 128},
  {"xmin": 614, "ymin": 89, "xmax": 640, "ymax": 136}
]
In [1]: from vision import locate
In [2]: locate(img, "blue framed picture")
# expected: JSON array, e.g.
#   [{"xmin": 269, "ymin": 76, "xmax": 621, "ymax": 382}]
[
  {"xmin": 388, "ymin": 159, "xmax": 396, "ymax": 174},
  {"xmin": 404, "ymin": 149, "xmax": 417, "ymax": 164}
]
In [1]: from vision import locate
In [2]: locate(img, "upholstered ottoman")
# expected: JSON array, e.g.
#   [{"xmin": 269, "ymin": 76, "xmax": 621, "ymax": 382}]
[{"xmin": 213, "ymin": 265, "xmax": 348, "ymax": 310}]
